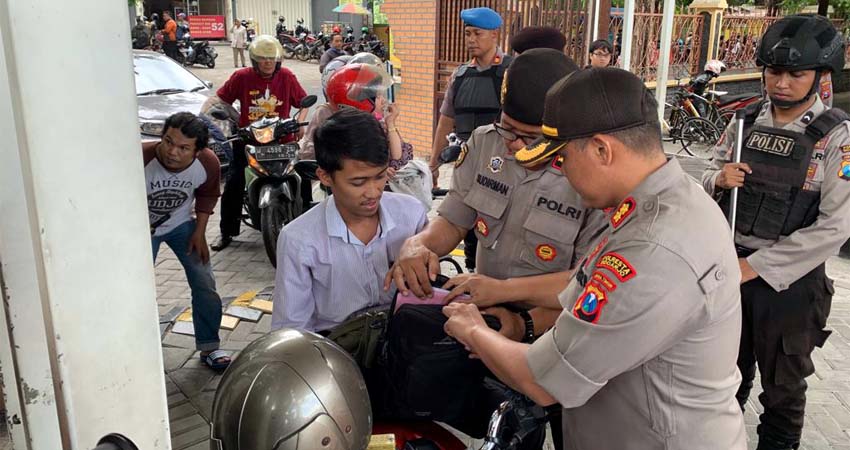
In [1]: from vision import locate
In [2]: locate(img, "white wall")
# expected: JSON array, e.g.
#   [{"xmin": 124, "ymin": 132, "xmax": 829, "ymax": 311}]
[
  {"xmin": 235, "ymin": 0, "xmax": 312, "ymax": 34},
  {"xmin": 0, "ymin": 0, "xmax": 170, "ymax": 447}
]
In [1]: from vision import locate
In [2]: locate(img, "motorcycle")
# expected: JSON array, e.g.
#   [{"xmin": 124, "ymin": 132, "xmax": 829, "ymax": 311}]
[
  {"xmin": 242, "ymin": 19, "xmax": 256, "ymax": 43},
  {"xmin": 211, "ymin": 95, "xmax": 318, "ymax": 266},
  {"xmin": 173, "ymin": 33, "xmax": 217, "ymax": 68},
  {"xmin": 294, "ymin": 18, "xmax": 308, "ymax": 38},
  {"xmin": 295, "ymin": 32, "xmax": 328, "ymax": 62},
  {"xmin": 278, "ymin": 33, "xmax": 300, "ymax": 59}
]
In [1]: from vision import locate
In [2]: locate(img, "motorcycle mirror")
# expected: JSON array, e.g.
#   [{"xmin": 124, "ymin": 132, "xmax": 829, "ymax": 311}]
[
  {"xmin": 438, "ymin": 144, "xmax": 462, "ymax": 164},
  {"xmin": 300, "ymin": 95, "xmax": 318, "ymax": 109}
]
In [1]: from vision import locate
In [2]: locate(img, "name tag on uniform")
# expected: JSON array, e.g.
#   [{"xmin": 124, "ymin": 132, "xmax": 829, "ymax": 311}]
[{"xmin": 746, "ymin": 131, "xmax": 795, "ymax": 157}]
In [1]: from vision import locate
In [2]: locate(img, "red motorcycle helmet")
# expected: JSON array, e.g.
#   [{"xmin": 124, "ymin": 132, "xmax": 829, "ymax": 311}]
[
  {"xmin": 332, "ymin": 25, "xmax": 342, "ymax": 33},
  {"xmin": 326, "ymin": 63, "xmax": 393, "ymax": 112}
]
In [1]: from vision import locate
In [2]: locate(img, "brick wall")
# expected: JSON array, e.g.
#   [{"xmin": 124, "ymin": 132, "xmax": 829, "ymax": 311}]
[{"xmin": 383, "ymin": 0, "xmax": 437, "ymax": 157}]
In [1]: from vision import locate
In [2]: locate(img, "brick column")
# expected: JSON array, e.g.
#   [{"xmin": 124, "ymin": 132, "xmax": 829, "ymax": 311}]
[{"xmin": 383, "ymin": 0, "xmax": 438, "ymax": 157}]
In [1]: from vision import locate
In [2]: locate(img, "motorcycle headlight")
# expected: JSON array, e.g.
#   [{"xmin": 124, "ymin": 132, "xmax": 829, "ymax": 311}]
[
  {"xmin": 140, "ymin": 120, "xmax": 164, "ymax": 136},
  {"xmin": 251, "ymin": 126, "xmax": 275, "ymax": 144}
]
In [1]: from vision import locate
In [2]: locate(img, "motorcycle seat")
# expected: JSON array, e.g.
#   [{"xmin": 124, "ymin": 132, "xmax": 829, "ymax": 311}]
[{"xmin": 717, "ymin": 92, "xmax": 760, "ymax": 106}]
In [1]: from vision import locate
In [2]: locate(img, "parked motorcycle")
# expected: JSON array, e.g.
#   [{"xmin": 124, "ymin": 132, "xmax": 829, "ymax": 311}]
[
  {"xmin": 295, "ymin": 32, "xmax": 328, "ymax": 62},
  {"xmin": 242, "ymin": 19, "xmax": 256, "ymax": 43},
  {"xmin": 294, "ymin": 18, "xmax": 308, "ymax": 38},
  {"xmin": 211, "ymin": 95, "xmax": 318, "ymax": 266},
  {"xmin": 173, "ymin": 33, "xmax": 217, "ymax": 68},
  {"xmin": 278, "ymin": 32, "xmax": 299, "ymax": 59}
]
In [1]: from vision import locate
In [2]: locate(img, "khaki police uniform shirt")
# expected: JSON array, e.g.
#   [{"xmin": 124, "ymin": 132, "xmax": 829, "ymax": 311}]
[
  {"xmin": 528, "ymin": 158, "xmax": 746, "ymax": 450},
  {"xmin": 438, "ymin": 125, "xmax": 606, "ymax": 279},
  {"xmin": 701, "ymin": 97, "xmax": 850, "ymax": 292}
]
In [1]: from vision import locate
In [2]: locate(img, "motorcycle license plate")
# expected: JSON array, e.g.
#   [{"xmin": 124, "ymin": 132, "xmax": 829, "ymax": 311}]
[{"xmin": 254, "ymin": 144, "xmax": 298, "ymax": 161}]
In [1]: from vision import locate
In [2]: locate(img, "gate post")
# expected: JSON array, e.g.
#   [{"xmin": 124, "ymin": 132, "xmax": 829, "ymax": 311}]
[{"xmin": 690, "ymin": 0, "xmax": 727, "ymax": 63}]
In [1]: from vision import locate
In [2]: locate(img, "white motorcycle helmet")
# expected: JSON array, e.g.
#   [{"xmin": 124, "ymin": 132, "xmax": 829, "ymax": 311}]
[{"xmin": 704, "ymin": 59, "xmax": 727, "ymax": 76}]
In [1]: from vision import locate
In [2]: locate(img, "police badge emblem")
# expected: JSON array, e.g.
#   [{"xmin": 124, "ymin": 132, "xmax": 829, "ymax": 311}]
[{"xmin": 489, "ymin": 156, "xmax": 504, "ymax": 173}]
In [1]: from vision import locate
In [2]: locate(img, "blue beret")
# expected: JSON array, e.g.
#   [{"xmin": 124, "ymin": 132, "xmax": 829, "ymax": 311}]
[{"xmin": 460, "ymin": 7, "xmax": 502, "ymax": 30}]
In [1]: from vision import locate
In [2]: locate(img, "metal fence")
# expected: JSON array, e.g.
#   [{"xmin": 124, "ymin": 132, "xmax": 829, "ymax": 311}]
[
  {"xmin": 436, "ymin": 0, "xmax": 586, "ymax": 97},
  {"xmin": 718, "ymin": 15, "xmax": 779, "ymax": 72},
  {"xmin": 608, "ymin": 13, "xmax": 704, "ymax": 82}
]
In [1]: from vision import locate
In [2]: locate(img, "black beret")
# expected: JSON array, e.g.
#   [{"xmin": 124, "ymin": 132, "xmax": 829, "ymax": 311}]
[
  {"xmin": 501, "ymin": 48, "xmax": 578, "ymax": 126},
  {"xmin": 510, "ymin": 27, "xmax": 567, "ymax": 54}
]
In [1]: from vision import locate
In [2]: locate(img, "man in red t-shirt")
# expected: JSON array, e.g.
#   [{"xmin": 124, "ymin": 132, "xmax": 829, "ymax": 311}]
[{"xmin": 202, "ymin": 35, "xmax": 308, "ymax": 250}]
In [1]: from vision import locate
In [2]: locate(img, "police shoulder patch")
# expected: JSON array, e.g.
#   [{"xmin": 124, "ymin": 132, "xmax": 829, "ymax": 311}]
[
  {"xmin": 550, "ymin": 155, "xmax": 564, "ymax": 170},
  {"xmin": 610, "ymin": 197, "xmax": 636, "ymax": 228},
  {"xmin": 839, "ymin": 160, "xmax": 850, "ymax": 181},
  {"xmin": 455, "ymin": 143, "xmax": 469, "ymax": 168},
  {"xmin": 596, "ymin": 252, "xmax": 636, "ymax": 282},
  {"xmin": 591, "ymin": 270, "xmax": 617, "ymax": 292},
  {"xmin": 572, "ymin": 282, "xmax": 608, "ymax": 324}
]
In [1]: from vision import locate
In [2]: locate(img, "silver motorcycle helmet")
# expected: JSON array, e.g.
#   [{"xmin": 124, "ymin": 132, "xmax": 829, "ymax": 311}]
[{"xmin": 210, "ymin": 329, "xmax": 372, "ymax": 450}]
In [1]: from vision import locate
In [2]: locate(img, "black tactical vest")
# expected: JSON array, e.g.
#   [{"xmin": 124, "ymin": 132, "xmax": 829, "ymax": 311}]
[
  {"xmin": 721, "ymin": 102, "xmax": 849, "ymax": 240},
  {"xmin": 451, "ymin": 55, "xmax": 512, "ymax": 141}
]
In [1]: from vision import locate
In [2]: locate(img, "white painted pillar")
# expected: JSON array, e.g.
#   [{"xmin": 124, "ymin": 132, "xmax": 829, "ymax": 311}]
[
  {"xmin": 655, "ymin": 0, "xmax": 677, "ymax": 122},
  {"xmin": 621, "ymin": 0, "xmax": 635, "ymax": 70},
  {"xmin": 0, "ymin": 0, "xmax": 170, "ymax": 448},
  {"xmin": 592, "ymin": 0, "xmax": 601, "ymax": 43}
]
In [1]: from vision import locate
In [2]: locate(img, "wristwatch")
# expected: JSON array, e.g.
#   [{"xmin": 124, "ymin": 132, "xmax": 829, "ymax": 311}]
[{"xmin": 517, "ymin": 310, "xmax": 535, "ymax": 343}]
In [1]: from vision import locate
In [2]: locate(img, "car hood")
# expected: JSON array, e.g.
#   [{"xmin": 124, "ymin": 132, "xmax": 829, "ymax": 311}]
[{"xmin": 137, "ymin": 90, "xmax": 212, "ymax": 121}]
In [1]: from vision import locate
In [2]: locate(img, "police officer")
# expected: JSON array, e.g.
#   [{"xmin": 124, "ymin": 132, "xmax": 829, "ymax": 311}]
[
  {"xmin": 430, "ymin": 7, "xmax": 511, "ymax": 270},
  {"xmin": 387, "ymin": 49, "xmax": 604, "ymax": 446},
  {"xmin": 700, "ymin": 15, "xmax": 849, "ymax": 450},
  {"xmin": 444, "ymin": 67, "xmax": 746, "ymax": 450}
]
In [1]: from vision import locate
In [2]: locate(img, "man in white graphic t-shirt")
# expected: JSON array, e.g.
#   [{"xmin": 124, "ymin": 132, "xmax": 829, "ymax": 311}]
[{"xmin": 144, "ymin": 112, "xmax": 230, "ymax": 371}]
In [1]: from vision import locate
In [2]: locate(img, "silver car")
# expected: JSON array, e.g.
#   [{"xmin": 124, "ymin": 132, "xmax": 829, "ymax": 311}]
[{"xmin": 134, "ymin": 50, "xmax": 231, "ymax": 168}]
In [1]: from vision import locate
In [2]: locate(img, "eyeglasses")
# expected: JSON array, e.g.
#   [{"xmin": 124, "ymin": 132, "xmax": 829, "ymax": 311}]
[{"xmin": 493, "ymin": 121, "xmax": 541, "ymax": 144}]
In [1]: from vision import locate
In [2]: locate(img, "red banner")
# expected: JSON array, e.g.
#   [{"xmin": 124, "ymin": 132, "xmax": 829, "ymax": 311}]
[{"xmin": 188, "ymin": 15, "xmax": 226, "ymax": 39}]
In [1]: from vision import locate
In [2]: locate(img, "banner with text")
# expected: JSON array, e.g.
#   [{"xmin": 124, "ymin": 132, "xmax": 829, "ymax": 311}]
[{"xmin": 189, "ymin": 15, "xmax": 226, "ymax": 39}]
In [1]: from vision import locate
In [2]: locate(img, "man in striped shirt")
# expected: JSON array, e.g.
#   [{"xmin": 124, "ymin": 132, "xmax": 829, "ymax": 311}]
[{"xmin": 271, "ymin": 108, "xmax": 427, "ymax": 332}]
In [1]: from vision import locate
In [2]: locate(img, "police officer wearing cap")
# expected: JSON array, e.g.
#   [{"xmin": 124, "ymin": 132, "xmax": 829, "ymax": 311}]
[
  {"xmin": 443, "ymin": 67, "xmax": 746, "ymax": 450},
  {"xmin": 430, "ymin": 7, "xmax": 511, "ymax": 270},
  {"xmin": 701, "ymin": 15, "xmax": 850, "ymax": 450},
  {"xmin": 387, "ymin": 49, "xmax": 605, "ymax": 446}
]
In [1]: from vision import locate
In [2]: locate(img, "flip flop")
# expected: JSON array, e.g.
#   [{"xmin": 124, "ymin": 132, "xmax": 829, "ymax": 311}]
[{"xmin": 201, "ymin": 349, "xmax": 231, "ymax": 371}]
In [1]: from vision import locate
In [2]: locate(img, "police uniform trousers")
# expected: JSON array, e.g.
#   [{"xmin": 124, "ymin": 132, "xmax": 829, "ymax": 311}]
[{"xmin": 736, "ymin": 262, "xmax": 832, "ymax": 449}]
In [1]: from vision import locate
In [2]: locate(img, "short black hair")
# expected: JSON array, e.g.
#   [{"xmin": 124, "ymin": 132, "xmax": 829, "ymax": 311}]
[
  {"xmin": 162, "ymin": 112, "xmax": 209, "ymax": 151},
  {"xmin": 331, "ymin": 32, "xmax": 343, "ymax": 40},
  {"xmin": 315, "ymin": 108, "xmax": 388, "ymax": 173},
  {"xmin": 589, "ymin": 39, "xmax": 614, "ymax": 54}
]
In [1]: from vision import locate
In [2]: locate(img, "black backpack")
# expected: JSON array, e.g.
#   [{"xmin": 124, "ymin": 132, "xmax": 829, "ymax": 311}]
[{"xmin": 374, "ymin": 276, "xmax": 502, "ymax": 424}]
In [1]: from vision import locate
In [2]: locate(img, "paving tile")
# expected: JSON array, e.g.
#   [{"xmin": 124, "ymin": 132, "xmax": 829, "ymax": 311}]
[
  {"xmin": 168, "ymin": 402, "xmax": 199, "ymax": 423},
  {"xmin": 162, "ymin": 347, "xmax": 194, "ymax": 373},
  {"xmin": 171, "ymin": 423, "xmax": 210, "ymax": 450},
  {"xmin": 170, "ymin": 414, "xmax": 207, "ymax": 436},
  {"xmin": 169, "ymin": 368, "xmax": 216, "ymax": 398}
]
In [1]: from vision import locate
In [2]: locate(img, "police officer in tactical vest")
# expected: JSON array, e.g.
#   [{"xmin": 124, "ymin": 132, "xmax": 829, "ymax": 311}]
[
  {"xmin": 701, "ymin": 14, "xmax": 850, "ymax": 450},
  {"xmin": 429, "ymin": 7, "xmax": 512, "ymax": 271}
]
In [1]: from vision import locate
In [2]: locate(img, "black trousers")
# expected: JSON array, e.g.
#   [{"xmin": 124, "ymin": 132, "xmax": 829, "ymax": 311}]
[
  {"xmin": 736, "ymin": 263, "xmax": 832, "ymax": 449},
  {"xmin": 464, "ymin": 230, "xmax": 478, "ymax": 271},
  {"xmin": 163, "ymin": 40, "xmax": 179, "ymax": 60},
  {"xmin": 219, "ymin": 141, "xmax": 247, "ymax": 237}
]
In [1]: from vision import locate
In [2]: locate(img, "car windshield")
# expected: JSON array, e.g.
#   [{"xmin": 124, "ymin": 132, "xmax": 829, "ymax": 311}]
[{"xmin": 134, "ymin": 54, "xmax": 206, "ymax": 95}]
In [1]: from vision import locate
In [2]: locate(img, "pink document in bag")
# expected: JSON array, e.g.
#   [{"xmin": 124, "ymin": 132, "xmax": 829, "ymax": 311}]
[{"xmin": 394, "ymin": 288, "xmax": 471, "ymax": 312}]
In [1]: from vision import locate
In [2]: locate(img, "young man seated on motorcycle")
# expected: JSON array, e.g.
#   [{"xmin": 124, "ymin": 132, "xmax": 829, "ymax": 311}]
[
  {"xmin": 270, "ymin": 108, "xmax": 427, "ymax": 332},
  {"xmin": 201, "ymin": 35, "xmax": 309, "ymax": 251}
]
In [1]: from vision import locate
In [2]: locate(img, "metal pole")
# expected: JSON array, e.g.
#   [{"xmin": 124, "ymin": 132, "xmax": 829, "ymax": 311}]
[
  {"xmin": 621, "ymin": 0, "xmax": 635, "ymax": 70},
  {"xmin": 728, "ymin": 109, "xmax": 746, "ymax": 232},
  {"xmin": 655, "ymin": 0, "xmax": 676, "ymax": 123},
  {"xmin": 592, "ymin": 0, "xmax": 601, "ymax": 42}
]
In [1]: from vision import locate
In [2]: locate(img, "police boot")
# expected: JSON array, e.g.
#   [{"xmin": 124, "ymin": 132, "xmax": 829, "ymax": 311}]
[{"xmin": 755, "ymin": 434, "xmax": 799, "ymax": 450}]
